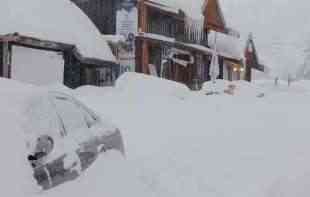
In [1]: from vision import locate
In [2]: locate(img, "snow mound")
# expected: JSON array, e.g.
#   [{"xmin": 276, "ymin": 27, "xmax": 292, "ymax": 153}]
[
  {"xmin": 115, "ymin": 73, "xmax": 190, "ymax": 100},
  {"xmin": 0, "ymin": 0, "xmax": 115, "ymax": 62},
  {"xmin": 43, "ymin": 151, "xmax": 156, "ymax": 197},
  {"xmin": 292, "ymin": 80, "xmax": 310, "ymax": 92},
  {"xmin": 202, "ymin": 79, "xmax": 265, "ymax": 97},
  {"xmin": 75, "ymin": 85, "xmax": 115, "ymax": 98},
  {"xmin": 45, "ymin": 83, "xmax": 74, "ymax": 95}
]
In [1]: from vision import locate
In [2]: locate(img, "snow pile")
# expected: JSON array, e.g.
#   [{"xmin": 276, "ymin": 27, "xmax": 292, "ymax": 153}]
[
  {"xmin": 0, "ymin": 79, "xmax": 42, "ymax": 196},
  {"xmin": 0, "ymin": 78, "xmax": 154, "ymax": 197},
  {"xmin": 43, "ymin": 151, "xmax": 157, "ymax": 197},
  {"xmin": 0, "ymin": 0, "xmax": 115, "ymax": 62},
  {"xmin": 202, "ymin": 79, "xmax": 265, "ymax": 97},
  {"xmin": 115, "ymin": 73, "xmax": 190, "ymax": 100},
  {"xmin": 3, "ymin": 75, "xmax": 310, "ymax": 197},
  {"xmin": 75, "ymin": 75, "xmax": 310, "ymax": 197},
  {"xmin": 75, "ymin": 85, "xmax": 115, "ymax": 98}
]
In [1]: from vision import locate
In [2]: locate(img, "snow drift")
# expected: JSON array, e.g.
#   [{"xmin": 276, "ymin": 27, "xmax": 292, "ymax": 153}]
[{"xmin": 115, "ymin": 72, "xmax": 190, "ymax": 100}]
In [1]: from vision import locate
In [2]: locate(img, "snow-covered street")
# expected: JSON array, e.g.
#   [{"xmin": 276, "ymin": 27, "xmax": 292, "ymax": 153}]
[
  {"xmin": 74, "ymin": 73, "xmax": 310, "ymax": 197},
  {"xmin": 1, "ymin": 74, "xmax": 310, "ymax": 196}
]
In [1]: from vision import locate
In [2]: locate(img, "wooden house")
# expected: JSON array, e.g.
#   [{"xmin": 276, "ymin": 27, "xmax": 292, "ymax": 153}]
[
  {"xmin": 0, "ymin": 0, "xmax": 118, "ymax": 88},
  {"xmin": 136, "ymin": 0, "xmax": 216, "ymax": 90},
  {"xmin": 244, "ymin": 34, "xmax": 266, "ymax": 81},
  {"xmin": 203, "ymin": 0, "xmax": 244, "ymax": 82},
  {"xmin": 73, "ymin": 0, "xmax": 245, "ymax": 88},
  {"xmin": 0, "ymin": 33, "xmax": 118, "ymax": 88}
]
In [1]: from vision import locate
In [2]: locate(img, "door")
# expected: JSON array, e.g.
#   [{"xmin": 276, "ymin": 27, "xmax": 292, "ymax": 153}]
[{"xmin": 11, "ymin": 45, "xmax": 64, "ymax": 85}]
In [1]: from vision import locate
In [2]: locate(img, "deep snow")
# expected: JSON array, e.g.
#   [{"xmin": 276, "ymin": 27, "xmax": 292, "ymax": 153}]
[
  {"xmin": 2, "ymin": 73, "xmax": 310, "ymax": 197},
  {"xmin": 75, "ymin": 73, "xmax": 310, "ymax": 197}
]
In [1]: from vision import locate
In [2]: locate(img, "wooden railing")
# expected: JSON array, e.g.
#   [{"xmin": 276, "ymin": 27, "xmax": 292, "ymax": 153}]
[{"xmin": 146, "ymin": 18, "xmax": 207, "ymax": 46}]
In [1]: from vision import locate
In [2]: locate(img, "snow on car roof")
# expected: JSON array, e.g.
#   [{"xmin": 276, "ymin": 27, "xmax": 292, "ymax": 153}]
[{"xmin": 0, "ymin": 0, "xmax": 116, "ymax": 63}]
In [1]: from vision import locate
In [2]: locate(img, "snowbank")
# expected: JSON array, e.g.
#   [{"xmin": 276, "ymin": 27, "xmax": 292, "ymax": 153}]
[
  {"xmin": 76, "ymin": 76, "xmax": 310, "ymax": 197},
  {"xmin": 0, "ymin": 0, "xmax": 115, "ymax": 62},
  {"xmin": 115, "ymin": 73, "xmax": 190, "ymax": 100},
  {"xmin": 0, "ymin": 79, "xmax": 42, "ymax": 196},
  {"xmin": 42, "ymin": 151, "xmax": 157, "ymax": 197},
  {"xmin": 202, "ymin": 79, "xmax": 264, "ymax": 97}
]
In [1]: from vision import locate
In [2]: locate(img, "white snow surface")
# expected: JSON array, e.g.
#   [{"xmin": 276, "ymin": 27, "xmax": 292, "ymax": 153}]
[
  {"xmin": 2, "ymin": 74, "xmax": 310, "ymax": 197},
  {"xmin": 0, "ymin": 0, "xmax": 116, "ymax": 62},
  {"xmin": 75, "ymin": 73, "xmax": 310, "ymax": 197}
]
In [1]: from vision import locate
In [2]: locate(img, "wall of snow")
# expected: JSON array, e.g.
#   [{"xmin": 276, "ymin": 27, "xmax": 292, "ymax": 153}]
[{"xmin": 11, "ymin": 46, "xmax": 64, "ymax": 86}]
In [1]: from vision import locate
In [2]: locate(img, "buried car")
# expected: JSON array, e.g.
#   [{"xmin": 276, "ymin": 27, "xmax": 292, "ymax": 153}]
[{"xmin": 24, "ymin": 91, "xmax": 125, "ymax": 190}]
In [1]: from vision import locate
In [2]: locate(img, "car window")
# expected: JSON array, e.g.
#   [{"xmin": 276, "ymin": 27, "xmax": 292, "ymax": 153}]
[{"xmin": 52, "ymin": 96, "xmax": 89, "ymax": 134}]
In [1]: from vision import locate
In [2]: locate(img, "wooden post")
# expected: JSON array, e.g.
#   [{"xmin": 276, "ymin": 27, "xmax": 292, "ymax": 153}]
[
  {"xmin": 138, "ymin": 0, "xmax": 149, "ymax": 74},
  {"xmin": 2, "ymin": 41, "xmax": 11, "ymax": 78},
  {"xmin": 141, "ymin": 40, "xmax": 149, "ymax": 74}
]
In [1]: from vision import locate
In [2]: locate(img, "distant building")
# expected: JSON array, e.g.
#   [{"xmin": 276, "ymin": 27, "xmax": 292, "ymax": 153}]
[
  {"xmin": 244, "ymin": 34, "xmax": 269, "ymax": 81},
  {"xmin": 203, "ymin": 0, "xmax": 245, "ymax": 82}
]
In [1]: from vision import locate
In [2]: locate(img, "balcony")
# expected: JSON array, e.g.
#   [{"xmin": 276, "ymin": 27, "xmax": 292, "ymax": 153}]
[{"xmin": 146, "ymin": 18, "xmax": 207, "ymax": 46}]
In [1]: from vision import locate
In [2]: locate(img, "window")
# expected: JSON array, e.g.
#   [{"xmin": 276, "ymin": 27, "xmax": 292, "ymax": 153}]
[{"xmin": 52, "ymin": 96, "xmax": 91, "ymax": 134}]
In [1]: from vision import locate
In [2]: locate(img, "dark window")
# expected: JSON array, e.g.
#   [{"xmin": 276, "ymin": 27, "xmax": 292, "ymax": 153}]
[{"xmin": 0, "ymin": 42, "xmax": 3, "ymax": 77}]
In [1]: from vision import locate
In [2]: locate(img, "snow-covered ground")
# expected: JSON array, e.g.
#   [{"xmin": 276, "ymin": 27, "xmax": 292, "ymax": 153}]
[
  {"xmin": 75, "ymin": 73, "xmax": 310, "ymax": 197},
  {"xmin": 2, "ymin": 73, "xmax": 310, "ymax": 197}
]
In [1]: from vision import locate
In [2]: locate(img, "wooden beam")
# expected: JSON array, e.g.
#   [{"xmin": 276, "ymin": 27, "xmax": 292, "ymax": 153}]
[{"xmin": 2, "ymin": 41, "xmax": 11, "ymax": 78}]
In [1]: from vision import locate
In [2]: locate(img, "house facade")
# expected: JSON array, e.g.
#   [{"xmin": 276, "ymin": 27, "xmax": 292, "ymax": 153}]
[
  {"xmin": 72, "ymin": 0, "xmax": 247, "ymax": 89},
  {"xmin": 0, "ymin": 34, "xmax": 118, "ymax": 88},
  {"xmin": 244, "ymin": 33, "xmax": 267, "ymax": 81},
  {"xmin": 203, "ymin": 0, "xmax": 245, "ymax": 82},
  {"xmin": 0, "ymin": 0, "xmax": 118, "ymax": 89},
  {"xmin": 136, "ymin": 0, "xmax": 213, "ymax": 90}
]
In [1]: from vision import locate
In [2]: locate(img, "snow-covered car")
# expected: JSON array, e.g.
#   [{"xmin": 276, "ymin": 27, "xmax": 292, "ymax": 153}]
[{"xmin": 24, "ymin": 91, "xmax": 125, "ymax": 190}]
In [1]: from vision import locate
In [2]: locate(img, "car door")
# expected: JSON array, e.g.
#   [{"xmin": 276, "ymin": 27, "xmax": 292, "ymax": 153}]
[{"xmin": 50, "ymin": 94, "xmax": 100, "ymax": 170}]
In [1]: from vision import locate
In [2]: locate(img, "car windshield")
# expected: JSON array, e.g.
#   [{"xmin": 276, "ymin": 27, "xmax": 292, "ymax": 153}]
[{"xmin": 52, "ymin": 96, "xmax": 90, "ymax": 135}]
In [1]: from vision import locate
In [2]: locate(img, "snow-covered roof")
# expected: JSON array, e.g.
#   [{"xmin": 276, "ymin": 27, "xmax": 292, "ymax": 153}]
[
  {"xmin": 145, "ymin": 1, "xmax": 180, "ymax": 15},
  {"xmin": 208, "ymin": 30, "xmax": 243, "ymax": 60},
  {"xmin": 149, "ymin": 0, "xmax": 205, "ymax": 20},
  {"xmin": 0, "ymin": 0, "xmax": 116, "ymax": 63}
]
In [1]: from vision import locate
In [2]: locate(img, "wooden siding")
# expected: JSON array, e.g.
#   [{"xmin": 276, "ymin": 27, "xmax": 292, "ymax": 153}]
[
  {"xmin": 203, "ymin": 0, "xmax": 226, "ymax": 33},
  {"xmin": 0, "ymin": 42, "xmax": 3, "ymax": 77}
]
